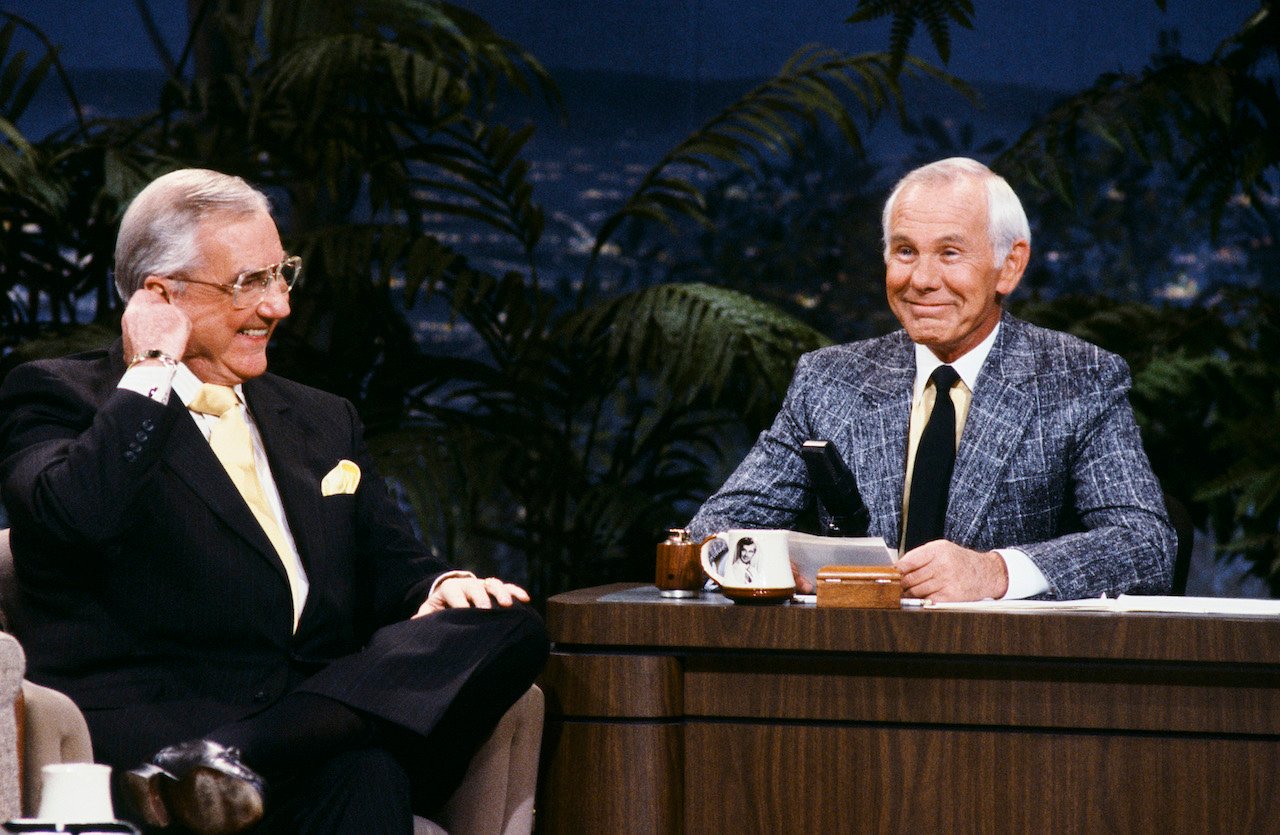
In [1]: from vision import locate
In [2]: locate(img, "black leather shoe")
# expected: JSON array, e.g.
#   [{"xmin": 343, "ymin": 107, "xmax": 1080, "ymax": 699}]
[{"xmin": 123, "ymin": 739, "xmax": 265, "ymax": 834}]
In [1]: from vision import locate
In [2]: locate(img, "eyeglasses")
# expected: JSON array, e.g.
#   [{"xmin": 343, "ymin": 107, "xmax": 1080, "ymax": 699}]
[{"xmin": 175, "ymin": 256, "xmax": 302, "ymax": 309}]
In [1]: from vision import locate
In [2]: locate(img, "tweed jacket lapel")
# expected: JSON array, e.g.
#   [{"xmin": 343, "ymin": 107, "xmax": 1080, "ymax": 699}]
[
  {"xmin": 947, "ymin": 313, "xmax": 1035, "ymax": 544},
  {"xmin": 849, "ymin": 331, "xmax": 915, "ymax": 547}
]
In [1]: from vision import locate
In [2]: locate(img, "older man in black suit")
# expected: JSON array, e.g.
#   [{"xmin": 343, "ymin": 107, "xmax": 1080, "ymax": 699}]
[{"xmin": 0, "ymin": 169, "xmax": 547, "ymax": 834}]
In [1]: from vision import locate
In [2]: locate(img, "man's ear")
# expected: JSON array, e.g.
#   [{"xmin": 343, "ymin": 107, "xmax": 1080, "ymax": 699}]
[
  {"xmin": 996, "ymin": 239, "xmax": 1030, "ymax": 296},
  {"xmin": 141, "ymin": 275, "xmax": 171, "ymax": 301}
]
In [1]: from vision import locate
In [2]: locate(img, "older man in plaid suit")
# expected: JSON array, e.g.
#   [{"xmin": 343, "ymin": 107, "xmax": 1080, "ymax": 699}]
[{"xmin": 690, "ymin": 158, "xmax": 1174, "ymax": 602}]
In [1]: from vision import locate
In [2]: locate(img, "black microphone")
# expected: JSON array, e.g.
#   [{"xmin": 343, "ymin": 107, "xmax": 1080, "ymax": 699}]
[{"xmin": 800, "ymin": 439, "xmax": 869, "ymax": 537}]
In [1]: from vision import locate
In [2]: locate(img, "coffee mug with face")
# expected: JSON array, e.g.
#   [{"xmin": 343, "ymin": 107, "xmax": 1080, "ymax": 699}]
[{"xmin": 699, "ymin": 529, "xmax": 795, "ymax": 602}]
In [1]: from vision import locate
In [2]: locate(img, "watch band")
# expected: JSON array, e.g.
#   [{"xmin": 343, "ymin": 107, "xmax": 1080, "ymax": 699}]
[{"xmin": 127, "ymin": 349, "xmax": 179, "ymax": 368}]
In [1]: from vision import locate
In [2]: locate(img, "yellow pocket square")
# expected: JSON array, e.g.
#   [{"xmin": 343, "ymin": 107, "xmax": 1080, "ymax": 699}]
[{"xmin": 321, "ymin": 459, "xmax": 361, "ymax": 496}]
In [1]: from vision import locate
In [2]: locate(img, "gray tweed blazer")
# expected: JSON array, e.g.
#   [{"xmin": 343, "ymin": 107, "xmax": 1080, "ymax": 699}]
[{"xmin": 689, "ymin": 311, "xmax": 1174, "ymax": 599}]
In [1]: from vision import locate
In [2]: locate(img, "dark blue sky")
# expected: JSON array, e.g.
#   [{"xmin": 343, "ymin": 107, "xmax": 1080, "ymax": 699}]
[{"xmin": 4, "ymin": 0, "xmax": 1257, "ymax": 89}]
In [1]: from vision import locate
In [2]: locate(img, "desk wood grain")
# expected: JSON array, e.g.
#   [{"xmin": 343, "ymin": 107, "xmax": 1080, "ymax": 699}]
[
  {"xmin": 684, "ymin": 723, "xmax": 1280, "ymax": 834},
  {"xmin": 539, "ymin": 584, "xmax": 1280, "ymax": 834},
  {"xmin": 549, "ymin": 584, "xmax": 1280, "ymax": 665}
]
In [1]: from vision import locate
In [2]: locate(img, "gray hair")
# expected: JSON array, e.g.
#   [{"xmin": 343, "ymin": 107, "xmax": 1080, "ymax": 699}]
[
  {"xmin": 881, "ymin": 157, "xmax": 1030, "ymax": 267},
  {"xmin": 113, "ymin": 168, "xmax": 271, "ymax": 300}
]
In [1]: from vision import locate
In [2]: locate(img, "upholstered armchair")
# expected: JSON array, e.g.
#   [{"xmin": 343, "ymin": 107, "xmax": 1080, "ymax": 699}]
[{"xmin": 0, "ymin": 529, "xmax": 543, "ymax": 833}]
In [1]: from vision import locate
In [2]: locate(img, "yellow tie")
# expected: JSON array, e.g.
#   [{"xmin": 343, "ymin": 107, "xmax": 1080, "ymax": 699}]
[{"xmin": 189, "ymin": 384, "xmax": 304, "ymax": 631}]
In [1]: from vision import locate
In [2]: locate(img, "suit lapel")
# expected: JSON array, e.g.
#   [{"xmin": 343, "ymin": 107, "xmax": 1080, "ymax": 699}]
[
  {"xmin": 850, "ymin": 333, "xmax": 914, "ymax": 547},
  {"xmin": 242, "ymin": 377, "xmax": 326, "ymax": 588},
  {"xmin": 947, "ymin": 314, "xmax": 1035, "ymax": 544},
  {"xmin": 106, "ymin": 339, "xmax": 276, "ymax": 556},
  {"xmin": 162, "ymin": 395, "xmax": 286, "ymax": 575}
]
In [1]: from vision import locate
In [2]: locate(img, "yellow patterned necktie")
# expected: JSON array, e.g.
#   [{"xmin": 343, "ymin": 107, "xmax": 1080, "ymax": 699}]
[{"xmin": 188, "ymin": 383, "xmax": 304, "ymax": 631}]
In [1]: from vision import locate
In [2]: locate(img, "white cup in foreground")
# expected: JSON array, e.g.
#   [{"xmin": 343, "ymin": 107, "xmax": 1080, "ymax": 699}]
[{"xmin": 37, "ymin": 762, "xmax": 115, "ymax": 823}]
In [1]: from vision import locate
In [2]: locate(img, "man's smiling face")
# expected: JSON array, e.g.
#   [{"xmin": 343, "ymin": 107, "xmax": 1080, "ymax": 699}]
[
  {"xmin": 884, "ymin": 176, "xmax": 1027, "ymax": 363},
  {"xmin": 168, "ymin": 210, "xmax": 290, "ymax": 385}
]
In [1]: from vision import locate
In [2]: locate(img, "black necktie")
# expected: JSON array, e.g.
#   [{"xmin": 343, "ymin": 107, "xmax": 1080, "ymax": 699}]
[{"xmin": 904, "ymin": 365, "xmax": 960, "ymax": 551}]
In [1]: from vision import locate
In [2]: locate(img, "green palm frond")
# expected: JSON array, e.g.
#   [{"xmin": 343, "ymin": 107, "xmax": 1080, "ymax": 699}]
[
  {"xmin": 589, "ymin": 46, "xmax": 949, "ymax": 270},
  {"xmin": 0, "ymin": 20, "xmax": 53, "ymax": 124},
  {"xmin": 368, "ymin": 423, "xmax": 517, "ymax": 574},
  {"xmin": 1212, "ymin": 1, "xmax": 1277, "ymax": 65},
  {"xmin": 847, "ymin": 0, "xmax": 975, "ymax": 72},
  {"xmin": 0, "ymin": 19, "xmax": 76, "ymax": 215},
  {"xmin": 409, "ymin": 121, "xmax": 545, "ymax": 258},
  {"xmin": 561, "ymin": 282, "xmax": 832, "ymax": 428},
  {"xmin": 0, "ymin": 116, "xmax": 61, "ymax": 215},
  {"xmin": 262, "ymin": 32, "xmax": 466, "ymax": 130},
  {"xmin": 997, "ymin": 7, "xmax": 1277, "ymax": 232},
  {"xmin": 997, "ymin": 61, "xmax": 1231, "ymax": 199},
  {"xmin": 1130, "ymin": 352, "xmax": 1231, "ymax": 406},
  {"xmin": 258, "ymin": 0, "xmax": 556, "ymax": 112},
  {"xmin": 1197, "ymin": 401, "xmax": 1280, "ymax": 572},
  {"xmin": 288, "ymin": 223, "xmax": 550, "ymax": 377},
  {"xmin": 0, "ymin": 14, "xmax": 87, "ymax": 139},
  {"xmin": 445, "ymin": 267, "xmax": 556, "ymax": 366},
  {"xmin": 1199, "ymin": 446, "xmax": 1280, "ymax": 515}
]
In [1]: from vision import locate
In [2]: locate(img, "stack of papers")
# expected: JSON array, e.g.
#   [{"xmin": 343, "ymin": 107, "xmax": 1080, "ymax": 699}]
[{"xmin": 786, "ymin": 533, "xmax": 895, "ymax": 588}]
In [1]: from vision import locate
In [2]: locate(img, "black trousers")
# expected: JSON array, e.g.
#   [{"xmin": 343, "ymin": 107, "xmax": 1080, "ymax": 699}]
[{"xmin": 95, "ymin": 605, "xmax": 548, "ymax": 833}]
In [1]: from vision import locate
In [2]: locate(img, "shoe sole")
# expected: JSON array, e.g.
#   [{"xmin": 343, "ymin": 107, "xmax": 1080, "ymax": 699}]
[
  {"xmin": 122, "ymin": 764, "xmax": 172, "ymax": 828},
  {"xmin": 166, "ymin": 765, "xmax": 265, "ymax": 835}
]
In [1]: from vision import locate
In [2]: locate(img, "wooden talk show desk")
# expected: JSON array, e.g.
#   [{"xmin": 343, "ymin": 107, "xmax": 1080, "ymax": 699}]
[{"xmin": 537, "ymin": 584, "xmax": 1280, "ymax": 833}]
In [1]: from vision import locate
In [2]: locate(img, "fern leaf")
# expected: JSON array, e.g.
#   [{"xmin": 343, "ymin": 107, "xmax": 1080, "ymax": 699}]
[
  {"xmin": 996, "ymin": 25, "xmax": 1274, "ymax": 235},
  {"xmin": 560, "ymin": 282, "xmax": 831, "ymax": 428},
  {"xmin": 846, "ymin": 0, "xmax": 976, "ymax": 72},
  {"xmin": 588, "ymin": 47, "xmax": 944, "ymax": 274}
]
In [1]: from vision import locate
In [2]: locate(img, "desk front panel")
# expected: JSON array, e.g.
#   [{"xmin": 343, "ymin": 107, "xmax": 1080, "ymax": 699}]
[
  {"xmin": 683, "ymin": 722, "xmax": 1280, "ymax": 834},
  {"xmin": 540, "ymin": 586, "xmax": 1280, "ymax": 834},
  {"xmin": 683, "ymin": 654, "xmax": 1280, "ymax": 735}
]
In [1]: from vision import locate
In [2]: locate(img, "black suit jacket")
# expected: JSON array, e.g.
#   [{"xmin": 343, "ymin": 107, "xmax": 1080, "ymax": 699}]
[{"xmin": 0, "ymin": 342, "xmax": 447, "ymax": 757}]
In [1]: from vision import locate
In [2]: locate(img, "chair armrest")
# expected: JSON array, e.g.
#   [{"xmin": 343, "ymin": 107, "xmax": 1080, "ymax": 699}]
[
  {"xmin": 0, "ymin": 632, "xmax": 27, "ymax": 821},
  {"xmin": 430, "ymin": 684, "xmax": 545, "ymax": 835},
  {"xmin": 19, "ymin": 680, "xmax": 93, "ymax": 817}
]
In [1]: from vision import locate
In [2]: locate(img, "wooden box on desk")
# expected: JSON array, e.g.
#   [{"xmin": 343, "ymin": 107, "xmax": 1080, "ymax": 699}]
[{"xmin": 815, "ymin": 565, "xmax": 902, "ymax": 608}]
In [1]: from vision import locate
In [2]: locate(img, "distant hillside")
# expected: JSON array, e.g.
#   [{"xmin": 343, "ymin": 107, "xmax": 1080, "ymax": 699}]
[
  {"xmin": 508, "ymin": 65, "xmax": 1067, "ymax": 161},
  {"xmin": 22, "ymin": 65, "xmax": 1064, "ymax": 161}
]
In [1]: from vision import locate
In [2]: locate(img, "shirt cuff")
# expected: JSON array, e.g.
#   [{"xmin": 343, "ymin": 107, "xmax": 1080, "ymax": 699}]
[
  {"xmin": 428, "ymin": 570, "xmax": 477, "ymax": 599},
  {"xmin": 118, "ymin": 364, "xmax": 176, "ymax": 404},
  {"xmin": 996, "ymin": 548, "xmax": 1050, "ymax": 599}
]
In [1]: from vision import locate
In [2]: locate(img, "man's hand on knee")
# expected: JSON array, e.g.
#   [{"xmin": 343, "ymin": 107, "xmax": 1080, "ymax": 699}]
[{"xmin": 415, "ymin": 576, "xmax": 531, "ymax": 616}]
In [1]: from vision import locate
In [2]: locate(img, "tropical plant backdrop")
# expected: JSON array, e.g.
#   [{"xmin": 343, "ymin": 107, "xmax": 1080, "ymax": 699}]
[{"xmin": 1, "ymin": 0, "xmax": 1277, "ymax": 600}]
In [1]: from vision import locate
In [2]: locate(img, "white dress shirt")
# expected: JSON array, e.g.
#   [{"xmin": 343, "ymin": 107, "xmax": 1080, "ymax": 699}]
[{"xmin": 904, "ymin": 323, "xmax": 1050, "ymax": 599}]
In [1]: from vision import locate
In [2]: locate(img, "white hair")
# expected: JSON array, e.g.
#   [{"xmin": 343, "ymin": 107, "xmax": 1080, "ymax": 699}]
[
  {"xmin": 881, "ymin": 157, "xmax": 1030, "ymax": 267},
  {"xmin": 113, "ymin": 168, "xmax": 271, "ymax": 300}
]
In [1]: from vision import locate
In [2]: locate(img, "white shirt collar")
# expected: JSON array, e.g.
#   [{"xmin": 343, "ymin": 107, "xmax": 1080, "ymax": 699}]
[
  {"xmin": 912, "ymin": 320, "xmax": 1001, "ymax": 396},
  {"xmin": 173, "ymin": 363, "xmax": 245, "ymax": 409}
]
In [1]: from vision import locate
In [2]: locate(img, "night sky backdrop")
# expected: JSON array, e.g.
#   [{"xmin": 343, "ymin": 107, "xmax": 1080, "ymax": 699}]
[{"xmin": 6, "ymin": 0, "xmax": 1255, "ymax": 89}]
